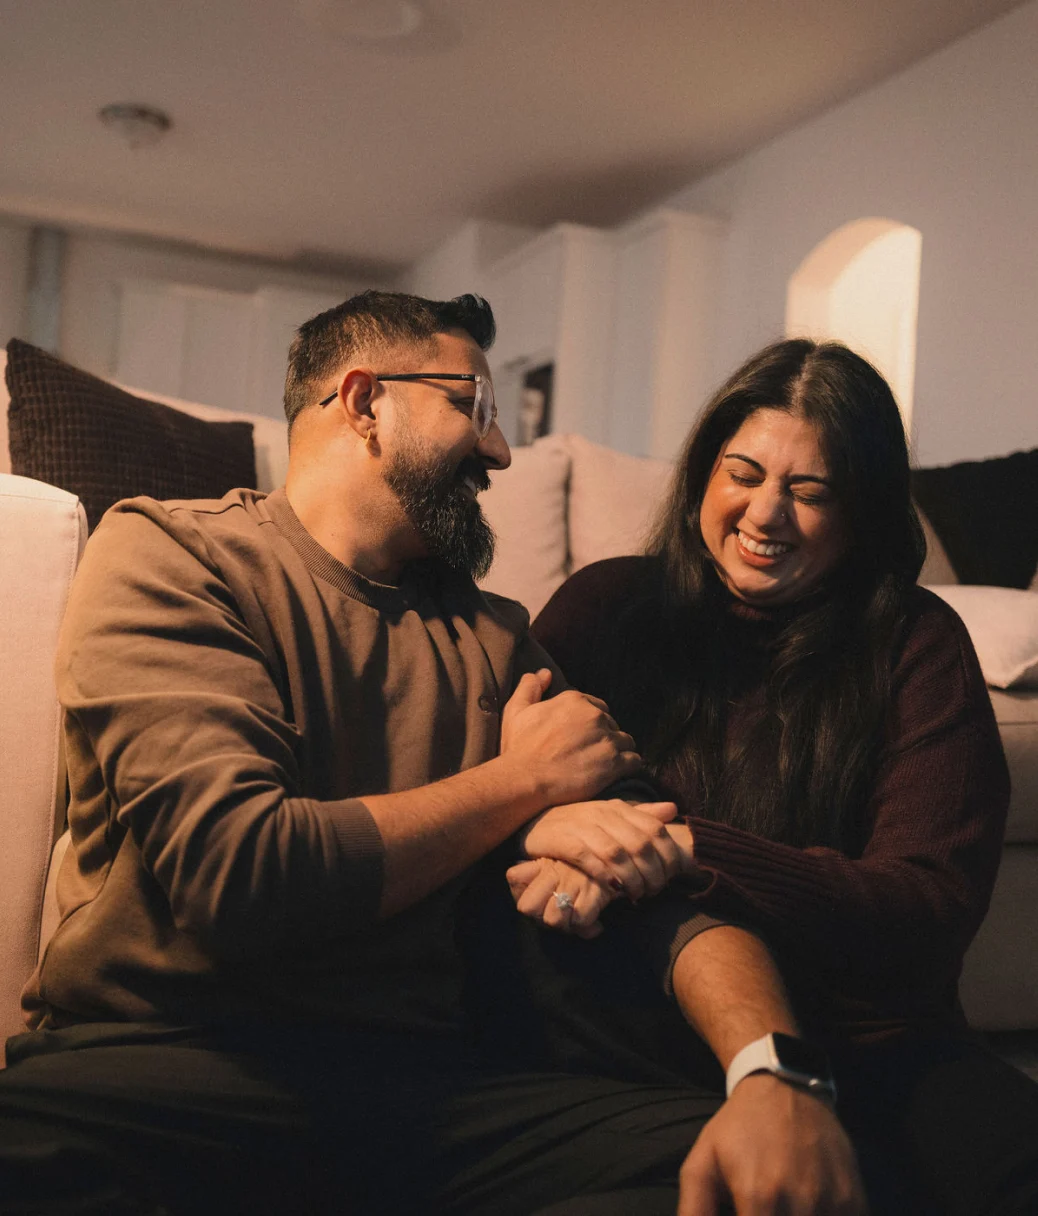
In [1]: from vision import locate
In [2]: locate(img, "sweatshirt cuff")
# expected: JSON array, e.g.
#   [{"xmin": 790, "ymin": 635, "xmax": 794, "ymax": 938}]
[
  {"xmin": 611, "ymin": 880, "xmax": 730, "ymax": 996},
  {"xmin": 323, "ymin": 796, "xmax": 386, "ymax": 923},
  {"xmin": 660, "ymin": 913, "xmax": 734, "ymax": 997}
]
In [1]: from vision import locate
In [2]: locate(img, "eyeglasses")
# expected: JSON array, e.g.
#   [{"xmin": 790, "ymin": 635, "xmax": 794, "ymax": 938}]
[{"xmin": 319, "ymin": 373, "xmax": 498, "ymax": 440}]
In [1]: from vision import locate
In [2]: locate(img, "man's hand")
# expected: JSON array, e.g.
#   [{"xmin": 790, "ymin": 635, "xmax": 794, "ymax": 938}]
[
  {"xmin": 499, "ymin": 669, "xmax": 642, "ymax": 806},
  {"xmin": 506, "ymin": 857, "xmax": 617, "ymax": 939},
  {"xmin": 520, "ymin": 798, "xmax": 694, "ymax": 899},
  {"xmin": 678, "ymin": 1075, "xmax": 868, "ymax": 1215}
]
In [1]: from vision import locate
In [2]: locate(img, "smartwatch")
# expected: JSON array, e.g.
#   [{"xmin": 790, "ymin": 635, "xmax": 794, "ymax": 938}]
[{"xmin": 725, "ymin": 1032, "xmax": 837, "ymax": 1101}]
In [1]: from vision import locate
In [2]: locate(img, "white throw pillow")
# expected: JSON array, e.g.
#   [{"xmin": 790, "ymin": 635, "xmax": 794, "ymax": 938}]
[
  {"xmin": 479, "ymin": 434, "xmax": 571, "ymax": 619},
  {"xmin": 566, "ymin": 434, "xmax": 674, "ymax": 574},
  {"xmin": 926, "ymin": 585, "xmax": 1038, "ymax": 689}
]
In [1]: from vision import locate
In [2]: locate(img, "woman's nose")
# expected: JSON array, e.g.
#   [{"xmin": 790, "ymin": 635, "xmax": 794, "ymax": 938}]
[{"xmin": 744, "ymin": 485, "xmax": 787, "ymax": 529}]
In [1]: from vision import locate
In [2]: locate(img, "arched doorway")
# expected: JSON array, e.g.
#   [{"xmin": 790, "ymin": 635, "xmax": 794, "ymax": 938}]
[{"xmin": 786, "ymin": 219, "xmax": 922, "ymax": 435}]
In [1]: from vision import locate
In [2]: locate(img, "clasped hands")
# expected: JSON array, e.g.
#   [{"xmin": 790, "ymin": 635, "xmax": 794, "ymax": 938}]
[{"xmin": 500, "ymin": 667, "xmax": 695, "ymax": 937}]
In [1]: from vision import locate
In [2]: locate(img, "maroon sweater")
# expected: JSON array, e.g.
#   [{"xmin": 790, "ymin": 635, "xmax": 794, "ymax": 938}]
[{"xmin": 533, "ymin": 556, "xmax": 1010, "ymax": 1042}]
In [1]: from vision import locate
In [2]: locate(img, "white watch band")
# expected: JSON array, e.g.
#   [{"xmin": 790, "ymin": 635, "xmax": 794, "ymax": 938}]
[
  {"xmin": 725, "ymin": 1033, "xmax": 836, "ymax": 1101},
  {"xmin": 725, "ymin": 1034, "xmax": 778, "ymax": 1098}
]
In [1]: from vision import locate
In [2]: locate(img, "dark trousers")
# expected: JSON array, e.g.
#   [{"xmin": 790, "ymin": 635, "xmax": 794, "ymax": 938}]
[
  {"xmin": 2, "ymin": 1022, "xmax": 1038, "ymax": 1216},
  {"xmin": 0, "ymin": 1022, "xmax": 717, "ymax": 1216},
  {"xmin": 832, "ymin": 1032, "xmax": 1038, "ymax": 1216}
]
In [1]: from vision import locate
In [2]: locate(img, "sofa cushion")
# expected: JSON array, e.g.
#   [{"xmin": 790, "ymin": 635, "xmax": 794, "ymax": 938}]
[
  {"xmin": 927, "ymin": 585, "xmax": 1038, "ymax": 690},
  {"xmin": 911, "ymin": 448, "xmax": 1038, "ymax": 589},
  {"xmin": 479, "ymin": 434, "xmax": 571, "ymax": 619},
  {"xmin": 566, "ymin": 434, "xmax": 673, "ymax": 574},
  {"xmin": 916, "ymin": 506, "xmax": 958, "ymax": 585},
  {"xmin": 960, "ymin": 845, "xmax": 1038, "ymax": 1030},
  {"xmin": 5, "ymin": 340, "xmax": 257, "ymax": 531},
  {"xmin": 989, "ymin": 689, "xmax": 1038, "ymax": 844}
]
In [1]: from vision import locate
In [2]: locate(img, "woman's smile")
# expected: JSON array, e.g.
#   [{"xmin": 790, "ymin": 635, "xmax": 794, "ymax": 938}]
[{"xmin": 735, "ymin": 529, "xmax": 795, "ymax": 561}]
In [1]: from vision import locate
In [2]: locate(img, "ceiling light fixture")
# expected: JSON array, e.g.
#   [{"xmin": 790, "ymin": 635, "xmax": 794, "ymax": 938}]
[
  {"xmin": 302, "ymin": 0, "xmax": 425, "ymax": 44},
  {"xmin": 98, "ymin": 103, "xmax": 172, "ymax": 150}
]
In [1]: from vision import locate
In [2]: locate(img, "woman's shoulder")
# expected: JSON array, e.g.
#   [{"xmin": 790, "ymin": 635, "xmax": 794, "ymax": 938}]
[
  {"xmin": 902, "ymin": 583, "xmax": 976, "ymax": 649},
  {"xmin": 892, "ymin": 583, "xmax": 990, "ymax": 707},
  {"xmin": 533, "ymin": 555, "xmax": 660, "ymax": 634},
  {"xmin": 531, "ymin": 556, "xmax": 662, "ymax": 688}
]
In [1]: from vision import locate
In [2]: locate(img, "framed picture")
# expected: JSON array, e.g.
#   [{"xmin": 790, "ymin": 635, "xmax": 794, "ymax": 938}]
[{"xmin": 518, "ymin": 363, "xmax": 553, "ymax": 446}]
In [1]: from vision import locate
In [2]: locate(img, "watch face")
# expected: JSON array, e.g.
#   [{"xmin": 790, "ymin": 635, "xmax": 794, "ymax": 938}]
[{"xmin": 771, "ymin": 1033, "xmax": 831, "ymax": 1080}]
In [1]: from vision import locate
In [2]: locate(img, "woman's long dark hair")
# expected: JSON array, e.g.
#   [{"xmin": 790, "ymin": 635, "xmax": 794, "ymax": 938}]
[{"xmin": 632, "ymin": 339, "xmax": 926, "ymax": 852}]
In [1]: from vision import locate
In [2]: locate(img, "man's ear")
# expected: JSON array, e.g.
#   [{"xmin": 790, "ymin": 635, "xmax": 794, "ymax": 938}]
[{"xmin": 337, "ymin": 368, "xmax": 379, "ymax": 443}]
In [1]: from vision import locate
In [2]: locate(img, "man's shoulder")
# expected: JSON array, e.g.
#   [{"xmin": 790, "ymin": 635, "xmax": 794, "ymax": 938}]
[
  {"xmin": 77, "ymin": 489, "xmax": 285, "ymax": 605},
  {"xmin": 92, "ymin": 488, "xmax": 271, "ymax": 554},
  {"xmin": 102, "ymin": 487, "xmax": 268, "ymax": 530},
  {"xmin": 478, "ymin": 587, "xmax": 532, "ymax": 635}
]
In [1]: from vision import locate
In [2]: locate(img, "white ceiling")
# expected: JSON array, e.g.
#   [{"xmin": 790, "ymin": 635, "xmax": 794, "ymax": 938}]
[{"xmin": 0, "ymin": 0, "xmax": 1025, "ymax": 274}]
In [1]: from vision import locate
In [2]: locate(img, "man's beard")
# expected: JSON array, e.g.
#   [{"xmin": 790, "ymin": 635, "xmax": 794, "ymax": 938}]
[{"xmin": 383, "ymin": 431, "xmax": 496, "ymax": 581}]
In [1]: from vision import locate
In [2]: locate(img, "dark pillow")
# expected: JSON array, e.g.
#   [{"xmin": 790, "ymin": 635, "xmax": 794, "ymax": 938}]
[
  {"xmin": 6, "ymin": 339, "xmax": 256, "ymax": 531},
  {"xmin": 911, "ymin": 448, "xmax": 1038, "ymax": 589}
]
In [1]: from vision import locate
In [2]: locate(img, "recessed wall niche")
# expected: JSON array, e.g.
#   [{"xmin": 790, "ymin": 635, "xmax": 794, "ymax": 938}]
[{"xmin": 786, "ymin": 218, "xmax": 922, "ymax": 438}]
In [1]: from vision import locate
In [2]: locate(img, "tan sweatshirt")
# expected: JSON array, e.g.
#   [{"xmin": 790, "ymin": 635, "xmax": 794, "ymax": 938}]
[{"xmin": 24, "ymin": 488, "xmax": 559, "ymax": 1035}]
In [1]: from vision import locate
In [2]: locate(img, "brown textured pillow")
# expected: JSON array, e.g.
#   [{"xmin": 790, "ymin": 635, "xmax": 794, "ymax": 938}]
[{"xmin": 6, "ymin": 339, "xmax": 256, "ymax": 531}]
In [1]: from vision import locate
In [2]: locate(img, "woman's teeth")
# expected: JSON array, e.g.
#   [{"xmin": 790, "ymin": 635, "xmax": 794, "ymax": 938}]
[{"xmin": 738, "ymin": 530, "xmax": 792, "ymax": 557}]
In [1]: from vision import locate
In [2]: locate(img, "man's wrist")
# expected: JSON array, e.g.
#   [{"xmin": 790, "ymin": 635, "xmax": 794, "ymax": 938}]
[
  {"xmin": 725, "ymin": 1032, "xmax": 837, "ymax": 1102},
  {"xmin": 488, "ymin": 753, "xmax": 551, "ymax": 822}
]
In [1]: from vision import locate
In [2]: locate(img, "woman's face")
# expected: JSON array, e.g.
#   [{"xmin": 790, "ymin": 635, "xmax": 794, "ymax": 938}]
[{"xmin": 698, "ymin": 409, "xmax": 848, "ymax": 607}]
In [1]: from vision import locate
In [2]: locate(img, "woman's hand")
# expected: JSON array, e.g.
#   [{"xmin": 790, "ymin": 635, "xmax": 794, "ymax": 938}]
[
  {"xmin": 520, "ymin": 798, "xmax": 694, "ymax": 900},
  {"xmin": 506, "ymin": 857, "xmax": 618, "ymax": 939}
]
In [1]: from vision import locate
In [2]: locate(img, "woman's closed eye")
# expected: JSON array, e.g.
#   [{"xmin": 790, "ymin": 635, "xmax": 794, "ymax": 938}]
[{"xmin": 791, "ymin": 489, "xmax": 832, "ymax": 507}]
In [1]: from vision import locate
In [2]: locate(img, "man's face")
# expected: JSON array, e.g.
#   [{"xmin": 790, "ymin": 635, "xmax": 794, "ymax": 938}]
[{"xmin": 380, "ymin": 331, "xmax": 508, "ymax": 580}]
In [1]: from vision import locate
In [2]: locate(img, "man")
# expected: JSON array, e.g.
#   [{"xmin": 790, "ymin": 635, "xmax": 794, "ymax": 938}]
[{"xmin": 0, "ymin": 292, "xmax": 862, "ymax": 1215}]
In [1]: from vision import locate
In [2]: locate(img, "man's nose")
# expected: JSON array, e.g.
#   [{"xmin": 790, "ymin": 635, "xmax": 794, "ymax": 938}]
[{"xmin": 477, "ymin": 421, "xmax": 511, "ymax": 471}]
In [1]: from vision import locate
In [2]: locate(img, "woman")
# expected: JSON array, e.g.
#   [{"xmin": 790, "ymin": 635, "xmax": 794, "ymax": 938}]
[{"xmin": 508, "ymin": 339, "xmax": 1038, "ymax": 1214}]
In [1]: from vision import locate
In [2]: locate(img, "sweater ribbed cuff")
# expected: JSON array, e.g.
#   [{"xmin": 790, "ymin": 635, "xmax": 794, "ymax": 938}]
[
  {"xmin": 690, "ymin": 817, "xmax": 840, "ymax": 921},
  {"xmin": 324, "ymin": 797, "xmax": 386, "ymax": 924}
]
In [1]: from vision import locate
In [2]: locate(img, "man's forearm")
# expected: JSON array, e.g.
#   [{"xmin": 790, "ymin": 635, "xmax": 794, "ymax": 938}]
[
  {"xmin": 670, "ymin": 924, "xmax": 799, "ymax": 1069},
  {"xmin": 365, "ymin": 753, "xmax": 555, "ymax": 917},
  {"xmin": 673, "ymin": 926, "xmax": 868, "ymax": 1215}
]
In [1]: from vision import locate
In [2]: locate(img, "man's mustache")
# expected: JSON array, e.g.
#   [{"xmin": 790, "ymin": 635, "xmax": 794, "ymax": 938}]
[{"xmin": 455, "ymin": 457, "xmax": 491, "ymax": 494}]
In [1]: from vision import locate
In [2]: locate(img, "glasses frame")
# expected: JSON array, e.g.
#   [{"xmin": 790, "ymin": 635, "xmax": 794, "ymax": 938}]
[{"xmin": 318, "ymin": 373, "xmax": 497, "ymax": 439}]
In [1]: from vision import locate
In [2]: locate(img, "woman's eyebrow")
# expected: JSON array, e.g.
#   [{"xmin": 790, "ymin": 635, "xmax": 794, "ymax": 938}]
[
  {"xmin": 723, "ymin": 451, "xmax": 764, "ymax": 472},
  {"xmin": 723, "ymin": 452, "xmax": 831, "ymax": 486}
]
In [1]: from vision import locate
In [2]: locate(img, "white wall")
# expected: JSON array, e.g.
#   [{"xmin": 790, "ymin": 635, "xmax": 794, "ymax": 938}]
[
  {"xmin": 406, "ymin": 219, "xmax": 536, "ymax": 302},
  {"xmin": 59, "ymin": 232, "xmax": 373, "ymax": 392},
  {"xmin": 0, "ymin": 219, "xmax": 31, "ymax": 349},
  {"xmin": 664, "ymin": 0, "xmax": 1038, "ymax": 467}
]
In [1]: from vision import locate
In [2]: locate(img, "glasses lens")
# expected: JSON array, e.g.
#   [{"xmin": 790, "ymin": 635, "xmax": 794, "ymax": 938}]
[{"xmin": 474, "ymin": 376, "xmax": 496, "ymax": 438}]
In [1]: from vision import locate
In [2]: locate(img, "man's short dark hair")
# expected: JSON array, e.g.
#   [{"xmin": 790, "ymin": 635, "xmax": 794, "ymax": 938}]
[{"xmin": 283, "ymin": 290, "xmax": 496, "ymax": 427}]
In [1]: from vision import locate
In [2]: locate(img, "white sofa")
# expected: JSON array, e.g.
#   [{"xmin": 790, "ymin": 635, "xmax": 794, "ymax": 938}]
[{"xmin": 2, "ymin": 362, "xmax": 1036, "ymax": 1058}]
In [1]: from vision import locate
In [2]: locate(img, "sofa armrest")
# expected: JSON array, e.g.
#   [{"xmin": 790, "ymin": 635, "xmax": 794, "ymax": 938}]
[{"xmin": 0, "ymin": 475, "xmax": 87, "ymax": 1048}]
